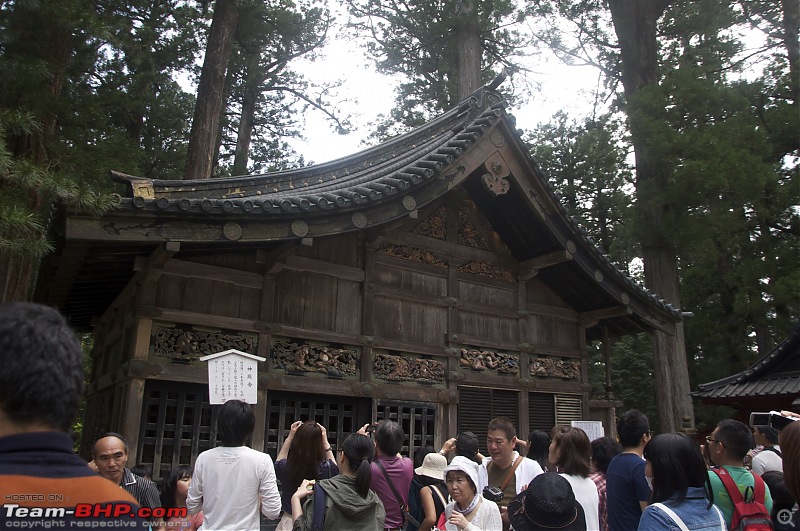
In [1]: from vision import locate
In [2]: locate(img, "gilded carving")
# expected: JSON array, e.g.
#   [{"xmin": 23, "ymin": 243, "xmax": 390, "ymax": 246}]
[
  {"xmin": 457, "ymin": 194, "xmax": 512, "ymax": 256},
  {"xmin": 271, "ymin": 337, "xmax": 358, "ymax": 378},
  {"xmin": 459, "ymin": 348, "xmax": 518, "ymax": 375},
  {"xmin": 373, "ymin": 352, "xmax": 445, "ymax": 383},
  {"xmin": 411, "ymin": 206, "xmax": 447, "ymax": 240},
  {"xmin": 152, "ymin": 323, "xmax": 257, "ymax": 363},
  {"xmin": 529, "ymin": 356, "xmax": 581, "ymax": 379},
  {"xmin": 377, "ymin": 244, "xmax": 448, "ymax": 268},
  {"xmin": 459, "ymin": 261, "xmax": 515, "ymax": 282}
]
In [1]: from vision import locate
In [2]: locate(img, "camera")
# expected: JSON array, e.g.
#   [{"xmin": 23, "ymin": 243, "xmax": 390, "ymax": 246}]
[
  {"xmin": 749, "ymin": 411, "xmax": 797, "ymax": 431},
  {"xmin": 482, "ymin": 485, "xmax": 503, "ymax": 502},
  {"xmin": 366, "ymin": 423, "xmax": 379, "ymax": 434}
]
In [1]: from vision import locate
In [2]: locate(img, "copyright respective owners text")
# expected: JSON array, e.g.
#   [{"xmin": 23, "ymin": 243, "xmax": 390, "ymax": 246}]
[{"xmin": 3, "ymin": 502, "xmax": 185, "ymax": 528}]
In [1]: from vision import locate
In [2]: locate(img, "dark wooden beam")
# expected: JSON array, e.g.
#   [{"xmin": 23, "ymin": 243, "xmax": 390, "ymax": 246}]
[{"xmin": 518, "ymin": 250, "xmax": 573, "ymax": 281}]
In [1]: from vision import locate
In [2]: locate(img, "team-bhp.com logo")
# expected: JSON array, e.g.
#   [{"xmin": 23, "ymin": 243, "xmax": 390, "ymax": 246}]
[{"xmin": 4, "ymin": 503, "xmax": 188, "ymax": 519}]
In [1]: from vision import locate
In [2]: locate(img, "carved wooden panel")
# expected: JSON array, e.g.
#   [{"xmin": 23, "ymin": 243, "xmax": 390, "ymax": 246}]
[
  {"xmin": 411, "ymin": 206, "xmax": 447, "ymax": 240},
  {"xmin": 529, "ymin": 356, "xmax": 581, "ymax": 380},
  {"xmin": 458, "ymin": 347, "xmax": 519, "ymax": 376},
  {"xmin": 459, "ymin": 261, "xmax": 515, "ymax": 282},
  {"xmin": 373, "ymin": 350, "xmax": 446, "ymax": 384},
  {"xmin": 377, "ymin": 244, "xmax": 448, "ymax": 268},
  {"xmin": 456, "ymin": 197, "xmax": 512, "ymax": 256},
  {"xmin": 151, "ymin": 322, "xmax": 258, "ymax": 364},
  {"xmin": 271, "ymin": 337, "xmax": 359, "ymax": 379}
]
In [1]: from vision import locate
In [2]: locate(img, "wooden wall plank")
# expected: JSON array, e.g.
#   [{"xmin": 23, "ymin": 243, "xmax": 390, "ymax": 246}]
[
  {"xmin": 458, "ymin": 280, "xmax": 516, "ymax": 307},
  {"xmin": 302, "ymin": 273, "xmax": 337, "ymax": 331},
  {"xmin": 156, "ymin": 274, "xmax": 184, "ymax": 310},
  {"xmin": 335, "ymin": 280, "xmax": 362, "ymax": 335},
  {"xmin": 181, "ymin": 277, "xmax": 212, "ymax": 315},
  {"xmin": 457, "ymin": 311, "xmax": 518, "ymax": 343},
  {"xmin": 239, "ymin": 287, "xmax": 262, "ymax": 320},
  {"xmin": 274, "ymin": 269, "xmax": 305, "ymax": 327}
]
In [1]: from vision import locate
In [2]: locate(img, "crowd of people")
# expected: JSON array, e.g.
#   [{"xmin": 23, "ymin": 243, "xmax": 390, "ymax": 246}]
[{"xmin": 1, "ymin": 301, "xmax": 798, "ymax": 531}]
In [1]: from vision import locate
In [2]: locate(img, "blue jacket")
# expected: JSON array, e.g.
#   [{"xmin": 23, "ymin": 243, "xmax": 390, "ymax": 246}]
[{"xmin": 638, "ymin": 487, "xmax": 725, "ymax": 530}]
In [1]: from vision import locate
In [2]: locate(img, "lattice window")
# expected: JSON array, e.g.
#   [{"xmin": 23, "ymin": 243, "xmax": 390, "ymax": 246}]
[
  {"xmin": 458, "ymin": 387, "xmax": 519, "ymax": 453},
  {"xmin": 265, "ymin": 393, "xmax": 369, "ymax": 461},
  {"xmin": 529, "ymin": 392, "xmax": 556, "ymax": 433},
  {"xmin": 555, "ymin": 394, "xmax": 583, "ymax": 425},
  {"xmin": 376, "ymin": 400, "xmax": 436, "ymax": 459},
  {"xmin": 138, "ymin": 382, "xmax": 216, "ymax": 481}
]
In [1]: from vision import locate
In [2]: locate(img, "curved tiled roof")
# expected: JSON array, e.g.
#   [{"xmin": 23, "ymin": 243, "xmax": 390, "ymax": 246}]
[
  {"xmin": 112, "ymin": 89, "xmax": 507, "ymax": 216},
  {"xmin": 693, "ymin": 322, "xmax": 800, "ymax": 399},
  {"xmin": 42, "ymin": 79, "xmax": 682, "ymax": 332}
]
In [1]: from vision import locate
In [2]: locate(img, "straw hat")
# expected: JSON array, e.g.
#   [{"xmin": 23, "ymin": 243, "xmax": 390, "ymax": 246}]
[{"xmin": 415, "ymin": 452, "xmax": 448, "ymax": 480}]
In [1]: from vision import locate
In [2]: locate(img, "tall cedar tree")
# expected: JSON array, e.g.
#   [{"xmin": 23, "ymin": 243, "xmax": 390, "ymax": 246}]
[{"xmin": 184, "ymin": 0, "xmax": 239, "ymax": 180}]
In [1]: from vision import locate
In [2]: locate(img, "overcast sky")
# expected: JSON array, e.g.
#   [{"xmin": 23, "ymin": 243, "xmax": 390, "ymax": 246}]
[{"xmin": 286, "ymin": 33, "xmax": 603, "ymax": 165}]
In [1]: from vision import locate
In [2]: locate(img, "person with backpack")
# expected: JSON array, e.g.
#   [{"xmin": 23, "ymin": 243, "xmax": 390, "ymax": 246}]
[
  {"xmin": 637, "ymin": 433, "xmax": 725, "ymax": 530},
  {"xmin": 706, "ymin": 419, "xmax": 774, "ymax": 530},
  {"xmin": 413, "ymin": 452, "xmax": 449, "ymax": 531},
  {"xmin": 751, "ymin": 427, "xmax": 782, "ymax": 476},
  {"xmin": 290, "ymin": 432, "xmax": 385, "ymax": 530}
]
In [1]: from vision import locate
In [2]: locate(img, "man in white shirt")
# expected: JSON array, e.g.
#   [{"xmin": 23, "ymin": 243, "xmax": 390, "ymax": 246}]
[
  {"xmin": 477, "ymin": 417, "xmax": 543, "ymax": 530},
  {"xmin": 187, "ymin": 400, "xmax": 281, "ymax": 530},
  {"xmin": 751, "ymin": 426, "xmax": 782, "ymax": 475}
]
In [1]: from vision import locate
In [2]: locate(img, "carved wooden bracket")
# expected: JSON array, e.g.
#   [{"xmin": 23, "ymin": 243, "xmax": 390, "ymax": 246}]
[
  {"xmin": 482, "ymin": 153, "xmax": 510, "ymax": 196},
  {"xmin": 125, "ymin": 360, "xmax": 162, "ymax": 378}
]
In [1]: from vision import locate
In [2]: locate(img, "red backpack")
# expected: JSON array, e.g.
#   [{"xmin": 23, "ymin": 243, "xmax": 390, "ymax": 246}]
[{"xmin": 713, "ymin": 467, "xmax": 773, "ymax": 531}]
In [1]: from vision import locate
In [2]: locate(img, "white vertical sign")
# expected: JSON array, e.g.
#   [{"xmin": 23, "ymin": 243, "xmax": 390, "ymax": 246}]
[
  {"xmin": 199, "ymin": 349, "xmax": 266, "ymax": 404},
  {"xmin": 571, "ymin": 420, "xmax": 605, "ymax": 441}
]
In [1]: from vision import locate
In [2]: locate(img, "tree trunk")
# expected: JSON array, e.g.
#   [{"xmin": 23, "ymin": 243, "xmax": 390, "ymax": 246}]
[
  {"xmin": 232, "ymin": 66, "xmax": 260, "ymax": 176},
  {"xmin": 608, "ymin": 0, "xmax": 695, "ymax": 433},
  {"xmin": 184, "ymin": 0, "xmax": 239, "ymax": 180},
  {"xmin": 781, "ymin": 0, "xmax": 799, "ymax": 104},
  {"xmin": 456, "ymin": 0, "xmax": 482, "ymax": 99}
]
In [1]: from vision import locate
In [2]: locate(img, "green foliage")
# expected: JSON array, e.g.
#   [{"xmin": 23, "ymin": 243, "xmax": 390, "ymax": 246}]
[
  {"xmin": 528, "ymin": 0, "xmax": 798, "ymax": 429},
  {"xmin": 219, "ymin": 0, "xmax": 335, "ymax": 174},
  {"xmin": 589, "ymin": 333, "xmax": 659, "ymax": 428},
  {"xmin": 525, "ymin": 111, "xmax": 638, "ymax": 265},
  {"xmin": 348, "ymin": 0, "xmax": 531, "ymax": 137}
]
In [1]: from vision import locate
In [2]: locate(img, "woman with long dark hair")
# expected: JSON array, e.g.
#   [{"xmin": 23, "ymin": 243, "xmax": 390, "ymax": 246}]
[
  {"xmin": 160, "ymin": 465, "xmax": 203, "ymax": 530},
  {"xmin": 549, "ymin": 426, "xmax": 600, "ymax": 531},
  {"xmin": 638, "ymin": 433, "xmax": 724, "ymax": 530},
  {"xmin": 291, "ymin": 432, "xmax": 385, "ymax": 530},
  {"xmin": 275, "ymin": 421, "xmax": 338, "ymax": 530},
  {"xmin": 526, "ymin": 430, "xmax": 552, "ymax": 472}
]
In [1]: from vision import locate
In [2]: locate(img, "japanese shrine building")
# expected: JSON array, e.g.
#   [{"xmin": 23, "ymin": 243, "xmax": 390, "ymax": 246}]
[{"xmin": 35, "ymin": 82, "xmax": 681, "ymax": 479}]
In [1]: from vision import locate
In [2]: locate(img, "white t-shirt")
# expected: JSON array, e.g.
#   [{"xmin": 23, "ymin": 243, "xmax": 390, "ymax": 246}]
[
  {"xmin": 186, "ymin": 445, "xmax": 281, "ymax": 530},
  {"xmin": 751, "ymin": 446, "xmax": 782, "ymax": 475},
  {"xmin": 561, "ymin": 473, "xmax": 600, "ymax": 531}
]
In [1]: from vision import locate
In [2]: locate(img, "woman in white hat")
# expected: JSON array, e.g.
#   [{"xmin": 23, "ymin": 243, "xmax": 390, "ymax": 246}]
[
  {"xmin": 415, "ymin": 452, "xmax": 449, "ymax": 531},
  {"xmin": 442, "ymin": 456, "xmax": 501, "ymax": 531}
]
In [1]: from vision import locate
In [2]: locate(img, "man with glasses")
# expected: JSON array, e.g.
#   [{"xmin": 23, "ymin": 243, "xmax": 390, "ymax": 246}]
[
  {"xmin": 477, "ymin": 417, "xmax": 543, "ymax": 530},
  {"xmin": 705, "ymin": 419, "xmax": 774, "ymax": 528},
  {"xmin": 606, "ymin": 409, "xmax": 652, "ymax": 531},
  {"xmin": 94, "ymin": 433, "xmax": 162, "ymax": 523}
]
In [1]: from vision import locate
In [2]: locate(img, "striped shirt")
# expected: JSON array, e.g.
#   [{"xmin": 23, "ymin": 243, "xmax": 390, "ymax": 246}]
[{"xmin": 120, "ymin": 468, "xmax": 161, "ymax": 523}]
